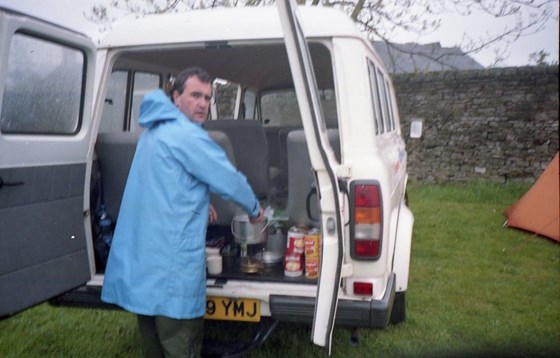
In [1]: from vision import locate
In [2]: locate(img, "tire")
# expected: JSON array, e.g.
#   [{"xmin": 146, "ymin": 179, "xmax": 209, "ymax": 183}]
[{"xmin": 389, "ymin": 291, "xmax": 406, "ymax": 325}]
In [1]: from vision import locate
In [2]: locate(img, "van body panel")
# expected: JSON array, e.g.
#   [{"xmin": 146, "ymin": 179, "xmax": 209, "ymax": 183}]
[
  {"xmin": 270, "ymin": 272, "xmax": 394, "ymax": 328},
  {"xmin": 0, "ymin": 7, "xmax": 96, "ymax": 317},
  {"xmin": 98, "ymin": 7, "xmax": 362, "ymax": 49},
  {"xmin": 393, "ymin": 202, "xmax": 414, "ymax": 292}
]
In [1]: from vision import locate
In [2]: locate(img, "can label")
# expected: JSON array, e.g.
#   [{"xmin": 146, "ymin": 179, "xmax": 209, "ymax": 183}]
[
  {"xmin": 286, "ymin": 227, "xmax": 305, "ymax": 255},
  {"xmin": 304, "ymin": 229, "xmax": 320, "ymax": 257},
  {"xmin": 284, "ymin": 254, "xmax": 303, "ymax": 277},
  {"xmin": 305, "ymin": 255, "xmax": 320, "ymax": 279}
]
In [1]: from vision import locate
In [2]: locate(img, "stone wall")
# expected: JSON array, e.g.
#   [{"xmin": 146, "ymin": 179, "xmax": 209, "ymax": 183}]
[{"xmin": 393, "ymin": 65, "xmax": 559, "ymax": 183}]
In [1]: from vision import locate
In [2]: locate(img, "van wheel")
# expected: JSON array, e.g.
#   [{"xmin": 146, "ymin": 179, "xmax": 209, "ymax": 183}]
[{"xmin": 390, "ymin": 292, "xmax": 406, "ymax": 325}]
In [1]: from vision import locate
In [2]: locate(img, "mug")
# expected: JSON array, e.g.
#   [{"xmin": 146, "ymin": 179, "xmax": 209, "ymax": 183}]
[{"xmin": 207, "ymin": 255, "xmax": 223, "ymax": 275}]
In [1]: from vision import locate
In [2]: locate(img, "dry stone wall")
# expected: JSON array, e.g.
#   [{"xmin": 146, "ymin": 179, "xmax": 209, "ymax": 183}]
[{"xmin": 393, "ymin": 65, "xmax": 559, "ymax": 183}]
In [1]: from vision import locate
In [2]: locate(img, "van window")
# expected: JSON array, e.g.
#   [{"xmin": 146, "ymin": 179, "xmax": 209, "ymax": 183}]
[
  {"xmin": 213, "ymin": 81, "xmax": 240, "ymax": 119},
  {"xmin": 130, "ymin": 72, "xmax": 161, "ymax": 131},
  {"xmin": 260, "ymin": 41, "xmax": 337, "ymax": 128},
  {"xmin": 100, "ymin": 71, "xmax": 127, "ymax": 133},
  {"xmin": 368, "ymin": 61, "xmax": 384, "ymax": 134},
  {"xmin": 377, "ymin": 68, "xmax": 392, "ymax": 133},
  {"xmin": 100, "ymin": 70, "xmax": 160, "ymax": 133},
  {"xmin": 261, "ymin": 90, "xmax": 302, "ymax": 126},
  {"xmin": 261, "ymin": 89, "xmax": 338, "ymax": 127},
  {"xmin": 242, "ymin": 89, "xmax": 257, "ymax": 120},
  {"xmin": 384, "ymin": 79, "xmax": 396, "ymax": 131},
  {"xmin": 1, "ymin": 33, "xmax": 84, "ymax": 135}
]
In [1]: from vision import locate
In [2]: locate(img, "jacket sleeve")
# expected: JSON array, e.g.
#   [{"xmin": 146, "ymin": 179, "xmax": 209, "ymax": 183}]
[{"xmin": 168, "ymin": 125, "xmax": 260, "ymax": 217}]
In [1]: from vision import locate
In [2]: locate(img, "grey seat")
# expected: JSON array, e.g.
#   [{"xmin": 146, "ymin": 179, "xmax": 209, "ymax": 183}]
[
  {"xmin": 207, "ymin": 130, "xmax": 240, "ymax": 226},
  {"xmin": 287, "ymin": 129, "xmax": 340, "ymax": 227},
  {"xmin": 95, "ymin": 132, "xmax": 140, "ymax": 220},
  {"xmin": 94, "ymin": 130, "xmax": 238, "ymax": 227},
  {"xmin": 205, "ymin": 120, "xmax": 270, "ymax": 201}
]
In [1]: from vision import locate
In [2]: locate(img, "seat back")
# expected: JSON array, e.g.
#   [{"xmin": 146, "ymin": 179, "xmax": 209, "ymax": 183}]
[
  {"xmin": 207, "ymin": 130, "xmax": 240, "ymax": 226},
  {"xmin": 95, "ymin": 132, "xmax": 140, "ymax": 220},
  {"xmin": 287, "ymin": 129, "xmax": 340, "ymax": 227},
  {"xmin": 205, "ymin": 120, "xmax": 270, "ymax": 201},
  {"xmin": 95, "ymin": 130, "xmax": 238, "ymax": 227}
]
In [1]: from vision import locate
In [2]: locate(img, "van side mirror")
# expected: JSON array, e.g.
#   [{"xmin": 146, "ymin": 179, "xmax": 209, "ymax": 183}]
[{"xmin": 409, "ymin": 118, "xmax": 423, "ymax": 139}]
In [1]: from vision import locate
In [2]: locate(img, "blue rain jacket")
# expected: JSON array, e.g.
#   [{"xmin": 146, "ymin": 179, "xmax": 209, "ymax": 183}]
[{"xmin": 101, "ymin": 89, "xmax": 260, "ymax": 319}]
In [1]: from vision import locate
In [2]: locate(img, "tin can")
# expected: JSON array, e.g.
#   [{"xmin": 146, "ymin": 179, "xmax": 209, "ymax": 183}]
[
  {"xmin": 304, "ymin": 228, "xmax": 320, "ymax": 257},
  {"xmin": 286, "ymin": 226, "xmax": 306, "ymax": 256},
  {"xmin": 284, "ymin": 254, "xmax": 303, "ymax": 277},
  {"xmin": 305, "ymin": 255, "xmax": 320, "ymax": 279}
]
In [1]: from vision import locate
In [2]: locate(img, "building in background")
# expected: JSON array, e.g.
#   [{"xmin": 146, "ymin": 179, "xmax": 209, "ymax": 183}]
[{"xmin": 373, "ymin": 42, "xmax": 484, "ymax": 73}]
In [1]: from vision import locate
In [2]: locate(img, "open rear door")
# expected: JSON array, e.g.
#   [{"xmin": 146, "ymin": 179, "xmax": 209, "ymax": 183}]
[
  {"xmin": 0, "ymin": 8, "xmax": 96, "ymax": 317},
  {"xmin": 277, "ymin": 0, "xmax": 344, "ymax": 353}
]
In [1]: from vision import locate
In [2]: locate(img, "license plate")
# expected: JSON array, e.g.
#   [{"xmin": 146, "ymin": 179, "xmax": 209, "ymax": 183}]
[{"xmin": 205, "ymin": 296, "xmax": 260, "ymax": 322}]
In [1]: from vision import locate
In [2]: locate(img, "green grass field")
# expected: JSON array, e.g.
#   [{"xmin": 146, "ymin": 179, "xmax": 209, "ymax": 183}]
[{"xmin": 1, "ymin": 183, "xmax": 559, "ymax": 357}]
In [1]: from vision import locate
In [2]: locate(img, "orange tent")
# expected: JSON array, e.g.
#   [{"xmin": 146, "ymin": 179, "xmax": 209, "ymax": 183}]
[{"xmin": 504, "ymin": 152, "xmax": 559, "ymax": 243}]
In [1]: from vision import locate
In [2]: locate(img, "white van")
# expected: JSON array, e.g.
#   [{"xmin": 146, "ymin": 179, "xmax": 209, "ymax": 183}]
[{"xmin": 0, "ymin": 1, "xmax": 414, "ymax": 353}]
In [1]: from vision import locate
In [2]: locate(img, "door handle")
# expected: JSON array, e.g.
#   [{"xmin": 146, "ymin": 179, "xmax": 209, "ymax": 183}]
[{"xmin": 0, "ymin": 177, "xmax": 24, "ymax": 190}]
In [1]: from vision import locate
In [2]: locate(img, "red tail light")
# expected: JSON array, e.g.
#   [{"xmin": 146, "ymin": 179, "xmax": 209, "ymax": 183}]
[{"xmin": 351, "ymin": 181, "xmax": 382, "ymax": 259}]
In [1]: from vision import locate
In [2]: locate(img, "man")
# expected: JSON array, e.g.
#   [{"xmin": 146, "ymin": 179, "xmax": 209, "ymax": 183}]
[{"xmin": 101, "ymin": 67, "xmax": 263, "ymax": 357}]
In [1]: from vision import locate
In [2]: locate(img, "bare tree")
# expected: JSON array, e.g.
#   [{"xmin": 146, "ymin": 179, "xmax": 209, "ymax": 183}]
[{"xmin": 87, "ymin": 0, "xmax": 558, "ymax": 69}]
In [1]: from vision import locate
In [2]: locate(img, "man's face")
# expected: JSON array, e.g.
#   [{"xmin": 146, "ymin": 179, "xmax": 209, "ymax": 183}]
[{"xmin": 173, "ymin": 76, "xmax": 212, "ymax": 124}]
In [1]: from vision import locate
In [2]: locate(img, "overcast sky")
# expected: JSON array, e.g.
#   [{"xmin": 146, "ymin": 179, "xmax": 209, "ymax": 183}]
[{"xmin": 0, "ymin": 0, "xmax": 558, "ymax": 67}]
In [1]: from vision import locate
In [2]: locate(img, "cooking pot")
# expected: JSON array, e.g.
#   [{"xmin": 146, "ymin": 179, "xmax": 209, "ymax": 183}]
[{"xmin": 231, "ymin": 215, "xmax": 268, "ymax": 245}]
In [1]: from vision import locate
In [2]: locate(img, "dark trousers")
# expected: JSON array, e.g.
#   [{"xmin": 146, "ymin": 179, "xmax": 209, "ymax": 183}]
[{"xmin": 137, "ymin": 315, "xmax": 204, "ymax": 358}]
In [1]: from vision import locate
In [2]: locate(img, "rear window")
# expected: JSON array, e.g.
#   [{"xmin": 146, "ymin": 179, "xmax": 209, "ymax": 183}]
[{"xmin": 1, "ymin": 33, "xmax": 85, "ymax": 135}]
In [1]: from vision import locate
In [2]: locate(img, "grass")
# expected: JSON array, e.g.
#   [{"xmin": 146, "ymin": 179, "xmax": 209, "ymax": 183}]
[{"xmin": 1, "ymin": 182, "xmax": 559, "ymax": 357}]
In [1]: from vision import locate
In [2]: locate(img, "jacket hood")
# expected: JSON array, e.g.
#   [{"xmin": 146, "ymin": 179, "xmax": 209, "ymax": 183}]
[{"xmin": 138, "ymin": 89, "xmax": 184, "ymax": 129}]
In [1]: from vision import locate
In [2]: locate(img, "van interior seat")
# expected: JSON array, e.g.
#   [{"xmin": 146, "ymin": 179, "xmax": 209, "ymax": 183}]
[
  {"xmin": 264, "ymin": 125, "xmax": 302, "ymax": 183},
  {"xmin": 95, "ymin": 132, "xmax": 141, "ymax": 220},
  {"xmin": 207, "ymin": 131, "xmax": 241, "ymax": 226},
  {"xmin": 204, "ymin": 120, "xmax": 270, "ymax": 201},
  {"xmin": 94, "ymin": 130, "xmax": 238, "ymax": 227},
  {"xmin": 287, "ymin": 129, "xmax": 340, "ymax": 227}
]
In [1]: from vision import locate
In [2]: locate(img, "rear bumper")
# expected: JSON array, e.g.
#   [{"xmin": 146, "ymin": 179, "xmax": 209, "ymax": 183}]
[
  {"xmin": 53, "ymin": 274, "xmax": 396, "ymax": 329},
  {"xmin": 269, "ymin": 273, "xmax": 395, "ymax": 328}
]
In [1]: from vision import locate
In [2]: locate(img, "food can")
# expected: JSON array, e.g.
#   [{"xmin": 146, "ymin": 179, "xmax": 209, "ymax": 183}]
[
  {"xmin": 304, "ymin": 228, "xmax": 320, "ymax": 257},
  {"xmin": 305, "ymin": 255, "xmax": 320, "ymax": 279},
  {"xmin": 284, "ymin": 254, "xmax": 303, "ymax": 277},
  {"xmin": 286, "ymin": 226, "xmax": 306, "ymax": 255}
]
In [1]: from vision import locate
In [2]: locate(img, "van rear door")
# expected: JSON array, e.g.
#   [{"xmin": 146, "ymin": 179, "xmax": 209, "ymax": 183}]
[
  {"xmin": 0, "ymin": 8, "xmax": 96, "ymax": 317},
  {"xmin": 277, "ymin": 0, "xmax": 344, "ymax": 353}
]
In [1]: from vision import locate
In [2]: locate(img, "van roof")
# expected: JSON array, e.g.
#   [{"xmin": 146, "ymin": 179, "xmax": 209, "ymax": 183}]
[{"xmin": 99, "ymin": 6, "xmax": 365, "ymax": 48}]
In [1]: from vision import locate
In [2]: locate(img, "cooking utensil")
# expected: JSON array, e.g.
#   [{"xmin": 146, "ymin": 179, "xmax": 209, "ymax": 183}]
[{"xmin": 231, "ymin": 215, "xmax": 269, "ymax": 245}]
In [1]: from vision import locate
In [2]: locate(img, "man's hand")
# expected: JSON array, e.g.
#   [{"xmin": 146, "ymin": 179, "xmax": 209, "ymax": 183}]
[
  {"xmin": 208, "ymin": 204, "xmax": 218, "ymax": 224},
  {"xmin": 249, "ymin": 207, "xmax": 264, "ymax": 223}
]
